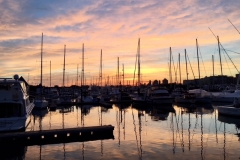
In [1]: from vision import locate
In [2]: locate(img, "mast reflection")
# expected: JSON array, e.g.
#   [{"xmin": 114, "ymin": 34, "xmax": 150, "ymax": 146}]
[
  {"xmin": 131, "ymin": 107, "xmax": 143, "ymax": 160},
  {"xmin": 32, "ymin": 108, "xmax": 49, "ymax": 160}
]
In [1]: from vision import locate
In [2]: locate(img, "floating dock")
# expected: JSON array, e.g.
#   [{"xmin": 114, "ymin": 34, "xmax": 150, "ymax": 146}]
[{"xmin": 0, "ymin": 125, "xmax": 114, "ymax": 146}]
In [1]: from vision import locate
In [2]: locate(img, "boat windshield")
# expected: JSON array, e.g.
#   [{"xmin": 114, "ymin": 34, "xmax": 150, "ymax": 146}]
[{"xmin": 0, "ymin": 103, "xmax": 22, "ymax": 118}]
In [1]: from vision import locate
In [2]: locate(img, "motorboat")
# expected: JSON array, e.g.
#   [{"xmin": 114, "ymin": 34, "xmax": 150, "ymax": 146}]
[
  {"xmin": 212, "ymin": 89, "xmax": 240, "ymax": 103},
  {"xmin": 175, "ymin": 89, "xmax": 212, "ymax": 104},
  {"xmin": 148, "ymin": 86, "xmax": 174, "ymax": 105},
  {"xmin": 0, "ymin": 75, "xmax": 34, "ymax": 131},
  {"xmin": 171, "ymin": 87, "xmax": 186, "ymax": 99},
  {"xmin": 217, "ymin": 97, "xmax": 240, "ymax": 117},
  {"xmin": 34, "ymin": 95, "xmax": 48, "ymax": 109}
]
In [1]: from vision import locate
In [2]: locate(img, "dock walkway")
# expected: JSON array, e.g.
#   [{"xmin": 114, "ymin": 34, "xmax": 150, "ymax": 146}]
[{"xmin": 0, "ymin": 125, "xmax": 114, "ymax": 146}]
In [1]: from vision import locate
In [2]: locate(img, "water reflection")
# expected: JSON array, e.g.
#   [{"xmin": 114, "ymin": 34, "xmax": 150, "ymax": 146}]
[
  {"xmin": 5, "ymin": 102, "xmax": 239, "ymax": 159},
  {"xmin": 176, "ymin": 103, "xmax": 214, "ymax": 114},
  {"xmin": 31, "ymin": 108, "xmax": 49, "ymax": 160},
  {"xmin": 131, "ymin": 107, "xmax": 143, "ymax": 160},
  {"xmin": 150, "ymin": 107, "xmax": 171, "ymax": 121}
]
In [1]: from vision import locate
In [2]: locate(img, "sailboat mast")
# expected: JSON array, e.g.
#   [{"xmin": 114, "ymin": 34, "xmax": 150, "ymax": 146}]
[
  {"xmin": 50, "ymin": 61, "xmax": 51, "ymax": 87},
  {"xmin": 138, "ymin": 38, "xmax": 140, "ymax": 86},
  {"xmin": 170, "ymin": 47, "xmax": 172, "ymax": 84},
  {"xmin": 63, "ymin": 45, "xmax": 66, "ymax": 87},
  {"xmin": 184, "ymin": 49, "xmax": 188, "ymax": 81},
  {"xmin": 118, "ymin": 57, "xmax": 119, "ymax": 85},
  {"xmin": 100, "ymin": 49, "xmax": 102, "ymax": 86},
  {"xmin": 77, "ymin": 64, "xmax": 79, "ymax": 86},
  {"xmin": 82, "ymin": 43, "xmax": 84, "ymax": 86},
  {"xmin": 41, "ymin": 33, "xmax": 43, "ymax": 86},
  {"xmin": 122, "ymin": 64, "xmax": 124, "ymax": 86},
  {"xmin": 196, "ymin": 39, "xmax": 200, "ymax": 80},
  {"xmin": 212, "ymin": 55, "xmax": 214, "ymax": 85},
  {"xmin": 179, "ymin": 53, "xmax": 181, "ymax": 84},
  {"xmin": 217, "ymin": 36, "xmax": 223, "ymax": 85}
]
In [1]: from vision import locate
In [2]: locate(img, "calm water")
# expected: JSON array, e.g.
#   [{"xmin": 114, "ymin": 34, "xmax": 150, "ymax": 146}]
[{"xmin": 2, "ymin": 103, "xmax": 240, "ymax": 160}]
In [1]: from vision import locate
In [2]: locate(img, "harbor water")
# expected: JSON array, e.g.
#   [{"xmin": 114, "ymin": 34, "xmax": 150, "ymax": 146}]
[{"xmin": 2, "ymin": 103, "xmax": 240, "ymax": 160}]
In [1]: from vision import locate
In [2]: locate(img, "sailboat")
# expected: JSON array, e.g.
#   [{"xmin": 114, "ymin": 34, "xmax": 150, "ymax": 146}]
[
  {"xmin": 76, "ymin": 44, "xmax": 94, "ymax": 103},
  {"xmin": 34, "ymin": 33, "xmax": 49, "ymax": 109},
  {"xmin": 211, "ymin": 36, "xmax": 240, "ymax": 104},
  {"xmin": 131, "ymin": 38, "xmax": 150, "ymax": 106},
  {"xmin": 175, "ymin": 39, "xmax": 213, "ymax": 104}
]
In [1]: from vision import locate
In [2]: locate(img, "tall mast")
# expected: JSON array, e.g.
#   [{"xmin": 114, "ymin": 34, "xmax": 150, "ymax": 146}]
[
  {"xmin": 100, "ymin": 49, "xmax": 102, "ymax": 86},
  {"xmin": 212, "ymin": 55, "xmax": 214, "ymax": 85},
  {"xmin": 170, "ymin": 47, "xmax": 172, "ymax": 84},
  {"xmin": 184, "ymin": 49, "xmax": 188, "ymax": 81},
  {"xmin": 122, "ymin": 64, "xmax": 124, "ymax": 86},
  {"xmin": 133, "ymin": 39, "xmax": 139, "ymax": 86},
  {"xmin": 138, "ymin": 38, "xmax": 140, "ymax": 86},
  {"xmin": 179, "ymin": 53, "xmax": 181, "ymax": 84},
  {"xmin": 118, "ymin": 57, "xmax": 119, "ymax": 85},
  {"xmin": 82, "ymin": 43, "xmax": 84, "ymax": 86},
  {"xmin": 41, "ymin": 33, "xmax": 43, "ymax": 86},
  {"xmin": 217, "ymin": 36, "xmax": 223, "ymax": 85},
  {"xmin": 196, "ymin": 39, "xmax": 200, "ymax": 80},
  {"xmin": 184, "ymin": 49, "xmax": 188, "ymax": 90},
  {"xmin": 63, "ymin": 45, "xmax": 66, "ymax": 87},
  {"xmin": 50, "ymin": 61, "xmax": 51, "ymax": 87},
  {"xmin": 77, "ymin": 64, "xmax": 79, "ymax": 86}
]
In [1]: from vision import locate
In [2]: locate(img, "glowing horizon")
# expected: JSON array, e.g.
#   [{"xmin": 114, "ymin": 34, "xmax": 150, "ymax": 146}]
[{"xmin": 0, "ymin": 0, "xmax": 240, "ymax": 86}]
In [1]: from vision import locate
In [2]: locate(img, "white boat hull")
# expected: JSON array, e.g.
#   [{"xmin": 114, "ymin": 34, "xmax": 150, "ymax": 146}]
[
  {"xmin": 0, "ymin": 102, "xmax": 34, "ymax": 132},
  {"xmin": 0, "ymin": 116, "xmax": 31, "ymax": 131},
  {"xmin": 34, "ymin": 100, "xmax": 48, "ymax": 109},
  {"xmin": 218, "ymin": 106, "xmax": 240, "ymax": 117}
]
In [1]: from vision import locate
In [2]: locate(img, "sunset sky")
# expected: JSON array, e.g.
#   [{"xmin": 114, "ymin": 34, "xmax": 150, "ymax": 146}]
[{"xmin": 0, "ymin": 0, "xmax": 239, "ymax": 86}]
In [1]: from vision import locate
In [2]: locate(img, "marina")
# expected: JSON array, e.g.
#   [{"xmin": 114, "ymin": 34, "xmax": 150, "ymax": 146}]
[
  {"xmin": 0, "ymin": 101, "xmax": 240, "ymax": 159},
  {"xmin": 0, "ymin": 0, "xmax": 240, "ymax": 159},
  {"xmin": 1, "ymin": 74, "xmax": 240, "ymax": 159}
]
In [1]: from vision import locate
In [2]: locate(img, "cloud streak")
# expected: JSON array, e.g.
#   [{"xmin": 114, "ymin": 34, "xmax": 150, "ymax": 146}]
[{"xmin": 0, "ymin": 0, "xmax": 239, "ymax": 85}]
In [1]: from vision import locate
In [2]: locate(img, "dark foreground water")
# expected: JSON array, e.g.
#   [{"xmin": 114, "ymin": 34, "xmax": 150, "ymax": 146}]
[{"xmin": 2, "ymin": 103, "xmax": 240, "ymax": 160}]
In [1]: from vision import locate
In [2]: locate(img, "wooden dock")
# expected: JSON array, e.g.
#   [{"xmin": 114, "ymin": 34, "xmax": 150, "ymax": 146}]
[{"xmin": 0, "ymin": 125, "xmax": 114, "ymax": 146}]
